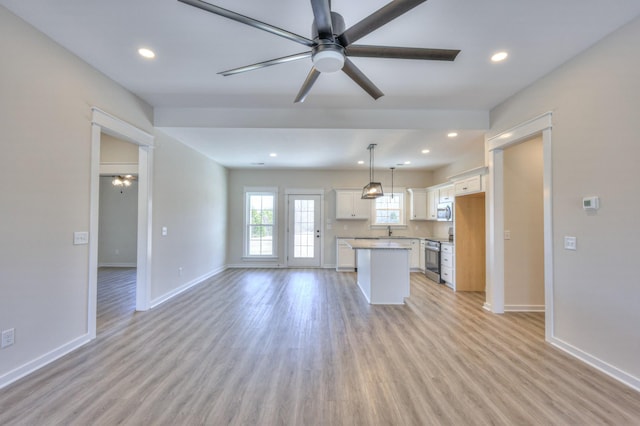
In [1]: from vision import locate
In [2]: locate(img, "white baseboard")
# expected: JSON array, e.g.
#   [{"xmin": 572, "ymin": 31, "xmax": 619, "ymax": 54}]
[
  {"xmin": 227, "ymin": 263, "xmax": 285, "ymax": 269},
  {"xmin": 98, "ymin": 262, "xmax": 136, "ymax": 268},
  {"xmin": 0, "ymin": 334, "xmax": 91, "ymax": 390},
  {"xmin": 549, "ymin": 336, "xmax": 640, "ymax": 392},
  {"xmin": 150, "ymin": 265, "xmax": 227, "ymax": 309},
  {"xmin": 504, "ymin": 304, "xmax": 545, "ymax": 312}
]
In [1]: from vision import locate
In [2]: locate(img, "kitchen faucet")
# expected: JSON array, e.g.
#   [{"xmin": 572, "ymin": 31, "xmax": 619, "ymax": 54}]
[{"xmin": 387, "ymin": 226, "xmax": 392, "ymax": 237}]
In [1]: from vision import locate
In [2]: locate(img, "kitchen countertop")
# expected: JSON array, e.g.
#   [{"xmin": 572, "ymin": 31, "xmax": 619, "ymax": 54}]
[
  {"xmin": 337, "ymin": 236, "xmax": 453, "ymax": 243},
  {"xmin": 343, "ymin": 239, "xmax": 412, "ymax": 250}
]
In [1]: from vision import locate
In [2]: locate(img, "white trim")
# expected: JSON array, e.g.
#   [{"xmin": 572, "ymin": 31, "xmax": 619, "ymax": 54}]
[
  {"xmin": 98, "ymin": 263, "xmax": 137, "ymax": 268},
  {"xmin": 485, "ymin": 112, "xmax": 553, "ymax": 342},
  {"xmin": 447, "ymin": 166, "xmax": 489, "ymax": 181},
  {"xmin": 227, "ymin": 263, "xmax": 285, "ymax": 269},
  {"xmin": 0, "ymin": 334, "xmax": 91, "ymax": 390},
  {"xmin": 91, "ymin": 107, "xmax": 153, "ymax": 145},
  {"xmin": 150, "ymin": 266, "xmax": 227, "ymax": 308},
  {"xmin": 504, "ymin": 305, "xmax": 546, "ymax": 312},
  {"xmin": 549, "ymin": 337, "xmax": 640, "ymax": 393},
  {"xmin": 90, "ymin": 108, "xmax": 154, "ymax": 342}
]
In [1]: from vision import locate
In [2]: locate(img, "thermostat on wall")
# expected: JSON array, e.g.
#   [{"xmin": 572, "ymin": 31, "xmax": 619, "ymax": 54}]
[{"xmin": 582, "ymin": 196, "xmax": 599, "ymax": 210}]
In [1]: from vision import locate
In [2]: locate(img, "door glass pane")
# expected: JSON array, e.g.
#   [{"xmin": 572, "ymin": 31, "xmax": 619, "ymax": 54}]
[{"xmin": 293, "ymin": 199, "xmax": 314, "ymax": 258}]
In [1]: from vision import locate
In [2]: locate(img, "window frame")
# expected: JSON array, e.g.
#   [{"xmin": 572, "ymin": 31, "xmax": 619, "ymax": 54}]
[
  {"xmin": 370, "ymin": 189, "xmax": 407, "ymax": 228},
  {"xmin": 243, "ymin": 187, "xmax": 278, "ymax": 259}
]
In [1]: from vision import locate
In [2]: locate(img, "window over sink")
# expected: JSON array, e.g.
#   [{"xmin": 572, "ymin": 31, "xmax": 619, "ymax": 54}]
[{"xmin": 371, "ymin": 191, "xmax": 406, "ymax": 227}]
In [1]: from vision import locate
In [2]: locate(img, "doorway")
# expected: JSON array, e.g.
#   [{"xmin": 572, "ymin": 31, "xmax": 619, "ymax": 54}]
[
  {"xmin": 503, "ymin": 135, "xmax": 545, "ymax": 311},
  {"xmin": 286, "ymin": 191, "xmax": 323, "ymax": 268},
  {"xmin": 486, "ymin": 112, "xmax": 553, "ymax": 340},
  {"xmin": 89, "ymin": 107, "xmax": 154, "ymax": 340}
]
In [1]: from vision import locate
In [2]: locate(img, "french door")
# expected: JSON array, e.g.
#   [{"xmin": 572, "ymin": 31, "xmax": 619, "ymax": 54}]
[{"xmin": 287, "ymin": 194, "xmax": 322, "ymax": 267}]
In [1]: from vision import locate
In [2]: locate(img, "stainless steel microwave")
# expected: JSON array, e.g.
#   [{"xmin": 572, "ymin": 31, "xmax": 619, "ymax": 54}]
[{"xmin": 437, "ymin": 202, "xmax": 453, "ymax": 221}]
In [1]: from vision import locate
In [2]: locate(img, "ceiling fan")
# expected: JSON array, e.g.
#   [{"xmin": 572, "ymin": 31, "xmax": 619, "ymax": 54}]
[{"xmin": 178, "ymin": 0, "xmax": 460, "ymax": 103}]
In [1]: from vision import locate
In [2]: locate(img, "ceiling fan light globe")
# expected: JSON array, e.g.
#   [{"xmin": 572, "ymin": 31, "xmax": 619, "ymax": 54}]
[{"xmin": 312, "ymin": 50, "xmax": 345, "ymax": 73}]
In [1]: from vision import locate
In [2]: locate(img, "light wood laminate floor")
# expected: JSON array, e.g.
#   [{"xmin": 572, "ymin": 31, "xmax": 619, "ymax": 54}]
[{"xmin": 1, "ymin": 268, "xmax": 639, "ymax": 425}]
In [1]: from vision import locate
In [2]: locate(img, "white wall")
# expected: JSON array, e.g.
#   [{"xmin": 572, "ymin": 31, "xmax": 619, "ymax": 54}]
[
  {"xmin": 0, "ymin": 6, "xmax": 228, "ymax": 386},
  {"xmin": 151, "ymin": 131, "xmax": 228, "ymax": 301},
  {"xmin": 432, "ymin": 137, "xmax": 486, "ymax": 185},
  {"xmin": 489, "ymin": 16, "xmax": 640, "ymax": 381},
  {"xmin": 503, "ymin": 136, "xmax": 544, "ymax": 309},
  {"xmin": 98, "ymin": 177, "xmax": 138, "ymax": 266},
  {"xmin": 227, "ymin": 169, "xmax": 434, "ymax": 267}
]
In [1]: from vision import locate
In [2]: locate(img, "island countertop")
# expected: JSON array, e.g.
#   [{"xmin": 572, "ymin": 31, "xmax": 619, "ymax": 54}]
[{"xmin": 343, "ymin": 239, "xmax": 412, "ymax": 250}]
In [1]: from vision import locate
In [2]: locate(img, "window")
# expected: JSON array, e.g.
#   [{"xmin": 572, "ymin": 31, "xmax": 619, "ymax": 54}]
[
  {"xmin": 244, "ymin": 188, "xmax": 278, "ymax": 257},
  {"xmin": 372, "ymin": 191, "xmax": 406, "ymax": 226}
]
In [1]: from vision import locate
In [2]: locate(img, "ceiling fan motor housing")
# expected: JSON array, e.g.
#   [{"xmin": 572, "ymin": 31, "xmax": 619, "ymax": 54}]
[{"xmin": 311, "ymin": 12, "xmax": 347, "ymax": 73}]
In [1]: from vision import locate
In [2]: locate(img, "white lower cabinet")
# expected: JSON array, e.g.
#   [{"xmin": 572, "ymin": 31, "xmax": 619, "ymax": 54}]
[
  {"xmin": 336, "ymin": 238, "xmax": 356, "ymax": 271},
  {"xmin": 440, "ymin": 242, "xmax": 455, "ymax": 289},
  {"xmin": 410, "ymin": 239, "xmax": 420, "ymax": 271}
]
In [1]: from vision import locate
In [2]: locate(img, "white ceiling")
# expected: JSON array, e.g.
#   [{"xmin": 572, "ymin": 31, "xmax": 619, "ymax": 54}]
[{"xmin": 3, "ymin": 0, "xmax": 640, "ymax": 169}]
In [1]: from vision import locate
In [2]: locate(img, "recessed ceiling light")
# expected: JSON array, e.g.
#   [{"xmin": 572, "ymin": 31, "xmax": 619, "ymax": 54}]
[
  {"xmin": 404, "ymin": 161, "xmax": 411, "ymax": 165},
  {"xmin": 491, "ymin": 51, "xmax": 508, "ymax": 62},
  {"xmin": 357, "ymin": 160, "xmax": 365, "ymax": 165},
  {"xmin": 269, "ymin": 153, "xmax": 277, "ymax": 157},
  {"xmin": 138, "ymin": 48, "xmax": 156, "ymax": 59},
  {"xmin": 447, "ymin": 132, "xmax": 458, "ymax": 138},
  {"xmin": 421, "ymin": 149, "xmax": 430, "ymax": 154}
]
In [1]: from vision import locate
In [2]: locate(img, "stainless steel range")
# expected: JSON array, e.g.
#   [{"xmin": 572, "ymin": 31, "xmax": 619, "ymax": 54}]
[{"xmin": 424, "ymin": 239, "xmax": 443, "ymax": 283}]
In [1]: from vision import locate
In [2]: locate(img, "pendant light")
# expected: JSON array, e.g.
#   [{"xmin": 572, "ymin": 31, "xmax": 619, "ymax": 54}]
[
  {"xmin": 361, "ymin": 144, "xmax": 384, "ymax": 199},
  {"xmin": 389, "ymin": 167, "xmax": 395, "ymax": 199}
]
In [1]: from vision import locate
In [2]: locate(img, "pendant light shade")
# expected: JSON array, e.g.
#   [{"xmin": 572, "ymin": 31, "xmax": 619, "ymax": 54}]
[{"xmin": 362, "ymin": 144, "xmax": 384, "ymax": 199}]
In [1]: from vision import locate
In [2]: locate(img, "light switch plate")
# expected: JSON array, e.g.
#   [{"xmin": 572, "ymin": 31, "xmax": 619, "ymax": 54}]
[
  {"xmin": 504, "ymin": 230, "xmax": 511, "ymax": 240},
  {"xmin": 73, "ymin": 232, "xmax": 89, "ymax": 245},
  {"xmin": 1, "ymin": 328, "xmax": 15, "ymax": 348},
  {"xmin": 162, "ymin": 226, "xmax": 168, "ymax": 236},
  {"xmin": 564, "ymin": 236, "xmax": 577, "ymax": 250}
]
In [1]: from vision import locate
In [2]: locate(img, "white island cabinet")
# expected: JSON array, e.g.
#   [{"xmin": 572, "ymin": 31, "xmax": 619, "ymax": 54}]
[{"xmin": 344, "ymin": 239, "xmax": 411, "ymax": 304}]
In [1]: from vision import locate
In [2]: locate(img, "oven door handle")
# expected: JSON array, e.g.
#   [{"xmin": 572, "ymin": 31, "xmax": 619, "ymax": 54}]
[{"xmin": 425, "ymin": 247, "xmax": 440, "ymax": 252}]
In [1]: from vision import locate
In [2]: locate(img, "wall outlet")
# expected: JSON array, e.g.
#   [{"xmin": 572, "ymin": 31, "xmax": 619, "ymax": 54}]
[
  {"xmin": 1, "ymin": 328, "xmax": 15, "ymax": 348},
  {"xmin": 162, "ymin": 226, "xmax": 168, "ymax": 237},
  {"xmin": 504, "ymin": 230, "xmax": 511, "ymax": 240}
]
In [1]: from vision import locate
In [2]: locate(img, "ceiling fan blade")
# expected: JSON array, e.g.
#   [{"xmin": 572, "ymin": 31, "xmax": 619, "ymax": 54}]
[
  {"xmin": 346, "ymin": 45, "xmax": 460, "ymax": 61},
  {"xmin": 338, "ymin": 0, "xmax": 427, "ymax": 46},
  {"xmin": 178, "ymin": 0, "xmax": 315, "ymax": 47},
  {"xmin": 342, "ymin": 58, "xmax": 384, "ymax": 100},
  {"xmin": 310, "ymin": 0, "xmax": 333, "ymax": 39},
  {"xmin": 294, "ymin": 68, "xmax": 321, "ymax": 103},
  {"xmin": 219, "ymin": 52, "xmax": 312, "ymax": 76}
]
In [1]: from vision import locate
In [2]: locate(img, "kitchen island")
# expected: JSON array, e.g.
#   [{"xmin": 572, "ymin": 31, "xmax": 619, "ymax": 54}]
[{"xmin": 344, "ymin": 239, "xmax": 411, "ymax": 304}]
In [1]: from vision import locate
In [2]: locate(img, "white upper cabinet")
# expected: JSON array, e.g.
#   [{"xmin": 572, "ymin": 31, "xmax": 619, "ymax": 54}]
[
  {"xmin": 335, "ymin": 189, "xmax": 369, "ymax": 219},
  {"xmin": 454, "ymin": 175, "xmax": 482, "ymax": 196},
  {"xmin": 408, "ymin": 188, "xmax": 428, "ymax": 220},
  {"xmin": 438, "ymin": 185, "xmax": 455, "ymax": 203},
  {"xmin": 427, "ymin": 189, "xmax": 438, "ymax": 220}
]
